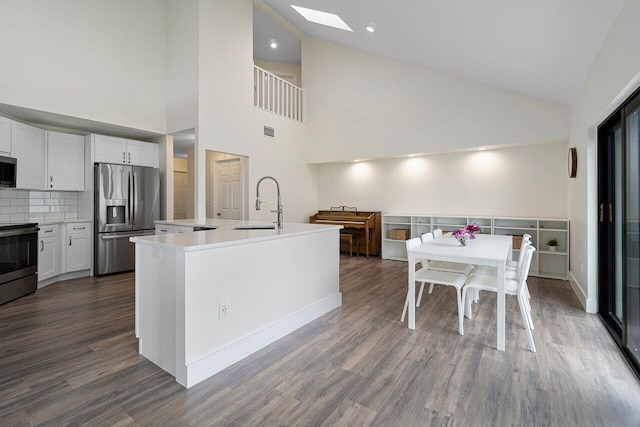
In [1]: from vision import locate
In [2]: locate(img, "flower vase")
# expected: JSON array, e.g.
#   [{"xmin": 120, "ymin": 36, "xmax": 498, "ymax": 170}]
[{"xmin": 458, "ymin": 238, "xmax": 467, "ymax": 247}]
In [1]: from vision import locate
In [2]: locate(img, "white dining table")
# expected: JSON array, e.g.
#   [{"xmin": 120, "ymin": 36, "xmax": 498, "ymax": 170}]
[{"xmin": 406, "ymin": 234, "xmax": 513, "ymax": 351}]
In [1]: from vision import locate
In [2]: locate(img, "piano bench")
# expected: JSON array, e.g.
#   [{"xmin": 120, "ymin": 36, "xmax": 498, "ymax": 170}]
[{"xmin": 340, "ymin": 232, "xmax": 360, "ymax": 257}]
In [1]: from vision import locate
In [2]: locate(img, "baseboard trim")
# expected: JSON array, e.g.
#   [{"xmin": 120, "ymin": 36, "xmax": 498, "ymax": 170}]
[
  {"xmin": 181, "ymin": 292, "xmax": 342, "ymax": 388},
  {"xmin": 568, "ymin": 271, "xmax": 597, "ymax": 313},
  {"xmin": 37, "ymin": 270, "xmax": 90, "ymax": 289}
]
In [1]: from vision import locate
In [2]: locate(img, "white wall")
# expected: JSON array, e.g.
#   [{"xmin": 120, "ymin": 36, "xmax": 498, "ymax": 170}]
[
  {"xmin": 317, "ymin": 142, "xmax": 567, "ymax": 218},
  {"xmin": 194, "ymin": 0, "xmax": 317, "ymax": 223},
  {"xmin": 166, "ymin": 0, "xmax": 199, "ymax": 134},
  {"xmin": 568, "ymin": 0, "xmax": 640, "ymax": 312},
  {"xmin": 303, "ymin": 38, "xmax": 570, "ymax": 164},
  {"xmin": 0, "ymin": 0, "xmax": 166, "ymax": 133}
]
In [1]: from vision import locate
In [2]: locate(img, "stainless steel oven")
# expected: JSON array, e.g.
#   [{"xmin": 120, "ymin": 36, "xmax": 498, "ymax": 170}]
[{"xmin": 0, "ymin": 223, "xmax": 39, "ymax": 305}]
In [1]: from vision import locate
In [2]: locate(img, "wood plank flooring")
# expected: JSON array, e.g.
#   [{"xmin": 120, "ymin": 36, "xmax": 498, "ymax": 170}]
[{"xmin": 1, "ymin": 256, "xmax": 639, "ymax": 426}]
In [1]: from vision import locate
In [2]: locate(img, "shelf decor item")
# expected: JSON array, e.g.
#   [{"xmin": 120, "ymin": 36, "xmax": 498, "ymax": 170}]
[
  {"xmin": 452, "ymin": 227, "xmax": 472, "ymax": 246},
  {"xmin": 390, "ymin": 229, "xmax": 410, "ymax": 240},
  {"xmin": 547, "ymin": 238, "xmax": 559, "ymax": 252}
]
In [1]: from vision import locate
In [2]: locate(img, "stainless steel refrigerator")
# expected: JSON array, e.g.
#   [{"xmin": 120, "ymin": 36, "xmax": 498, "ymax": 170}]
[{"xmin": 94, "ymin": 163, "xmax": 159, "ymax": 276}]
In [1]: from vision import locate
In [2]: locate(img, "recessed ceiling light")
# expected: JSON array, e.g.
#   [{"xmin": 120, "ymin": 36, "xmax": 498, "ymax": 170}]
[
  {"xmin": 270, "ymin": 41, "xmax": 278, "ymax": 49},
  {"xmin": 291, "ymin": 5, "xmax": 353, "ymax": 32},
  {"xmin": 366, "ymin": 26, "xmax": 375, "ymax": 33},
  {"xmin": 354, "ymin": 160, "xmax": 360, "ymax": 163},
  {"xmin": 408, "ymin": 154, "xmax": 415, "ymax": 158},
  {"xmin": 477, "ymin": 146, "xmax": 488, "ymax": 151}
]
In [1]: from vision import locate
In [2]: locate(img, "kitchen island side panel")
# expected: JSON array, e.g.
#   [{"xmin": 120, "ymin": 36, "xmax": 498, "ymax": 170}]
[{"xmin": 183, "ymin": 229, "xmax": 340, "ymax": 364}]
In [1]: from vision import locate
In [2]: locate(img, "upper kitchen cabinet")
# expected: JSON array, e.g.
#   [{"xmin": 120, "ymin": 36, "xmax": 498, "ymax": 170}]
[
  {"xmin": 11, "ymin": 121, "xmax": 46, "ymax": 190},
  {"xmin": 0, "ymin": 116, "xmax": 11, "ymax": 155},
  {"xmin": 126, "ymin": 139, "xmax": 158, "ymax": 168},
  {"xmin": 92, "ymin": 134, "xmax": 158, "ymax": 168},
  {"xmin": 93, "ymin": 135, "xmax": 127, "ymax": 164},
  {"xmin": 47, "ymin": 131, "xmax": 84, "ymax": 191}
]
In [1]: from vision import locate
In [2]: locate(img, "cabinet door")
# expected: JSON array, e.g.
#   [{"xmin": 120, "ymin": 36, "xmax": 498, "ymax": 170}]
[
  {"xmin": 39, "ymin": 236, "xmax": 58, "ymax": 281},
  {"xmin": 94, "ymin": 135, "xmax": 127, "ymax": 164},
  {"xmin": 0, "ymin": 116, "xmax": 11, "ymax": 154},
  {"xmin": 155, "ymin": 224, "xmax": 174, "ymax": 234},
  {"xmin": 11, "ymin": 121, "xmax": 46, "ymax": 190},
  {"xmin": 47, "ymin": 132, "xmax": 85, "ymax": 191},
  {"xmin": 126, "ymin": 140, "xmax": 158, "ymax": 168},
  {"xmin": 66, "ymin": 226, "xmax": 91, "ymax": 272}
]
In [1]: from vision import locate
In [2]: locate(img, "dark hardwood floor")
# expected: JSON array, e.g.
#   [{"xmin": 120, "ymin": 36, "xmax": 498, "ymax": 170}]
[{"xmin": 1, "ymin": 256, "xmax": 639, "ymax": 426}]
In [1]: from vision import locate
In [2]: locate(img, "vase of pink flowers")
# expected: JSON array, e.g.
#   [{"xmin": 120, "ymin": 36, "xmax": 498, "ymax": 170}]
[
  {"xmin": 466, "ymin": 223, "xmax": 482, "ymax": 239},
  {"xmin": 452, "ymin": 223, "xmax": 482, "ymax": 246}
]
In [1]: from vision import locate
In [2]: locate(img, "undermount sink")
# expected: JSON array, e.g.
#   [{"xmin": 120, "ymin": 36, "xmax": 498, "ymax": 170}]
[{"xmin": 233, "ymin": 225, "xmax": 276, "ymax": 230}]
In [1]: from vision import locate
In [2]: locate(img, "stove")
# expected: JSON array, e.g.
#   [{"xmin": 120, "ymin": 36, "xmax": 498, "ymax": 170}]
[{"xmin": 0, "ymin": 223, "xmax": 39, "ymax": 305}]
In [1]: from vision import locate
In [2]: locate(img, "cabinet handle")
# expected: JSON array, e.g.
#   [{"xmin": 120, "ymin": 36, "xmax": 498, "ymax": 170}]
[
  {"xmin": 44, "ymin": 229, "xmax": 53, "ymax": 234},
  {"xmin": 609, "ymin": 203, "xmax": 613, "ymax": 223},
  {"xmin": 599, "ymin": 203, "xmax": 604, "ymax": 222},
  {"xmin": 128, "ymin": 152, "xmax": 131, "ymax": 163},
  {"xmin": 40, "ymin": 240, "xmax": 44, "ymax": 252},
  {"xmin": 123, "ymin": 151, "xmax": 126, "ymax": 163},
  {"xmin": 69, "ymin": 237, "xmax": 72, "ymax": 246},
  {"xmin": 50, "ymin": 176, "xmax": 53, "ymax": 189},
  {"xmin": 73, "ymin": 226, "xmax": 86, "ymax": 230}
]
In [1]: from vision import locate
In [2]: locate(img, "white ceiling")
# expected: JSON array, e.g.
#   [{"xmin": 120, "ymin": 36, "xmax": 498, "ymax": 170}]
[{"xmin": 262, "ymin": 0, "xmax": 625, "ymax": 105}]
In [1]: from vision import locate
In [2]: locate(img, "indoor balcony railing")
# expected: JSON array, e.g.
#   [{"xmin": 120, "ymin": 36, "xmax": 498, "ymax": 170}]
[{"xmin": 253, "ymin": 65, "xmax": 303, "ymax": 122}]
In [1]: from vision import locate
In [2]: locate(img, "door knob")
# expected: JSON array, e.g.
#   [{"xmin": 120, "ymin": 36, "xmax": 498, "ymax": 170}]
[{"xmin": 216, "ymin": 213, "xmax": 221, "ymax": 216}]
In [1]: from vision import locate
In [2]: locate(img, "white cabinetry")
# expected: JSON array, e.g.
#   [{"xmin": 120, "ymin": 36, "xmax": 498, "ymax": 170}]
[
  {"xmin": 126, "ymin": 139, "xmax": 158, "ymax": 168},
  {"xmin": 155, "ymin": 224, "xmax": 194, "ymax": 234},
  {"xmin": 0, "ymin": 116, "xmax": 11, "ymax": 154},
  {"xmin": 46, "ymin": 132, "xmax": 85, "ymax": 191},
  {"xmin": 66, "ymin": 222, "xmax": 91, "ymax": 272},
  {"xmin": 93, "ymin": 135, "xmax": 158, "ymax": 168},
  {"xmin": 155, "ymin": 224, "xmax": 174, "ymax": 234},
  {"xmin": 93, "ymin": 135, "xmax": 127, "ymax": 164},
  {"xmin": 382, "ymin": 214, "xmax": 569, "ymax": 280},
  {"xmin": 38, "ymin": 224, "xmax": 60, "ymax": 282},
  {"xmin": 11, "ymin": 121, "xmax": 46, "ymax": 190}
]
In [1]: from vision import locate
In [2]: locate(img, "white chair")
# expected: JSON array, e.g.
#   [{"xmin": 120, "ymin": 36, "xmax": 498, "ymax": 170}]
[
  {"xmin": 461, "ymin": 245, "xmax": 537, "ymax": 351},
  {"xmin": 432, "ymin": 228, "xmax": 443, "ymax": 238},
  {"xmin": 471, "ymin": 234, "xmax": 532, "ymax": 278},
  {"xmin": 421, "ymin": 232, "xmax": 474, "ymax": 277},
  {"xmin": 402, "ymin": 238, "xmax": 468, "ymax": 334}
]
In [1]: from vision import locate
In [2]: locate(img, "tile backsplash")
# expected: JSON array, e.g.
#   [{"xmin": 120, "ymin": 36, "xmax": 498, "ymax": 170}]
[{"xmin": 0, "ymin": 189, "xmax": 79, "ymax": 222}]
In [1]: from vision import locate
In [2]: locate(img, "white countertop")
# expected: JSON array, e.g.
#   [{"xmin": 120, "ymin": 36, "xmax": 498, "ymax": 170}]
[
  {"xmin": 132, "ymin": 219, "xmax": 342, "ymax": 252},
  {"xmin": 37, "ymin": 219, "xmax": 92, "ymax": 225}
]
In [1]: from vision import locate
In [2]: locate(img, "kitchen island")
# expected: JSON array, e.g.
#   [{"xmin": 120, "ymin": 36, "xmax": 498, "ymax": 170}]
[{"xmin": 131, "ymin": 219, "xmax": 342, "ymax": 388}]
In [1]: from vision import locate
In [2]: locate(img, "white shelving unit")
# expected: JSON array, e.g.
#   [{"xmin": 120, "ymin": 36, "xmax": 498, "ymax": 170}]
[{"xmin": 382, "ymin": 214, "xmax": 569, "ymax": 280}]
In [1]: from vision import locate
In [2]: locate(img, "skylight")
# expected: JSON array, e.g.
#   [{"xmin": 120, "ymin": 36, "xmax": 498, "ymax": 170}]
[{"xmin": 290, "ymin": 5, "xmax": 353, "ymax": 32}]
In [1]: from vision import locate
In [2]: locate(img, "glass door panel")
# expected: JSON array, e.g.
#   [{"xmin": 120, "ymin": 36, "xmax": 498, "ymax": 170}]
[{"xmin": 626, "ymin": 105, "xmax": 640, "ymax": 364}]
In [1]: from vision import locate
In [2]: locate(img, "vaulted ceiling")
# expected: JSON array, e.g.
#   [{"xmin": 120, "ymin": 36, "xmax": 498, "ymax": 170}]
[{"xmin": 261, "ymin": 0, "xmax": 625, "ymax": 105}]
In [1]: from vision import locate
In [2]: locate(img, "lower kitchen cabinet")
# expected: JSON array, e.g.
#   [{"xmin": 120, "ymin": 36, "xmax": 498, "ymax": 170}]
[
  {"xmin": 66, "ymin": 222, "xmax": 91, "ymax": 272},
  {"xmin": 38, "ymin": 221, "xmax": 92, "ymax": 287},
  {"xmin": 38, "ymin": 224, "xmax": 60, "ymax": 282}
]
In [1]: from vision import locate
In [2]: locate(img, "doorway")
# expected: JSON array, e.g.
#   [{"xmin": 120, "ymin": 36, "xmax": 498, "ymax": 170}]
[
  {"xmin": 206, "ymin": 151, "xmax": 249, "ymax": 220},
  {"xmin": 598, "ymin": 87, "xmax": 640, "ymax": 377}
]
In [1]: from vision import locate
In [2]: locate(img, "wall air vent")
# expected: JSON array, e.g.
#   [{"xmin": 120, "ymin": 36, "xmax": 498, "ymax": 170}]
[{"xmin": 263, "ymin": 125, "xmax": 275, "ymax": 138}]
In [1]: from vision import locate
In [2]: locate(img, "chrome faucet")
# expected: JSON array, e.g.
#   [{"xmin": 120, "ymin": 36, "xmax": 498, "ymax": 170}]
[{"xmin": 255, "ymin": 176, "xmax": 283, "ymax": 229}]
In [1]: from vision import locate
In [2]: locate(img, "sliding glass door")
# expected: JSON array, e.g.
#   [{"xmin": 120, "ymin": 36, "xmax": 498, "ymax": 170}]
[{"xmin": 598, "ymin": 88, "xmax": 640, "ymax": 376}]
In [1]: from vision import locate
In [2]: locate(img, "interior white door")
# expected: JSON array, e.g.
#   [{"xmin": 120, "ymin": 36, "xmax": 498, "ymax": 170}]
[
  {"xmin": 217, "ymin": 158, "xmax": 243, "ymax": 220},
  {"xmin": 173, "ymin": 171, "xmax": 188, "ymax": 219}
]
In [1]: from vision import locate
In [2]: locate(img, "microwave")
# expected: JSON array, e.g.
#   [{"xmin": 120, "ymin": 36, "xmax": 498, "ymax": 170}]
[{"xmin": 0, "ymin": 156, "xmax": 17, "ymax": 188}]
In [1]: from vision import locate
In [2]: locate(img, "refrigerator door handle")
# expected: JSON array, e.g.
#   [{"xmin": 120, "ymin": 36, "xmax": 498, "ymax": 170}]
[
  {"xmin": 128, "ymin": 170, "xmax": 132, "ymax": 226},
  {"xmin": 132, "ymin": 172, "xmax": 136, "ymax": 226}
]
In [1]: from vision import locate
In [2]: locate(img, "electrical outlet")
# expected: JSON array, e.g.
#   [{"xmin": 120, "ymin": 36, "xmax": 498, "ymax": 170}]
[{"xmin": 219, "ymin": 299, "xmax": 229, "ymax": 320}]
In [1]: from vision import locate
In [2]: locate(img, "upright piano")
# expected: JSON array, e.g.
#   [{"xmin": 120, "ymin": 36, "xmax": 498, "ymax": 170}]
[{"xmin": 309, "ymin": 209, "xmax": 381, "ymax": 258}]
